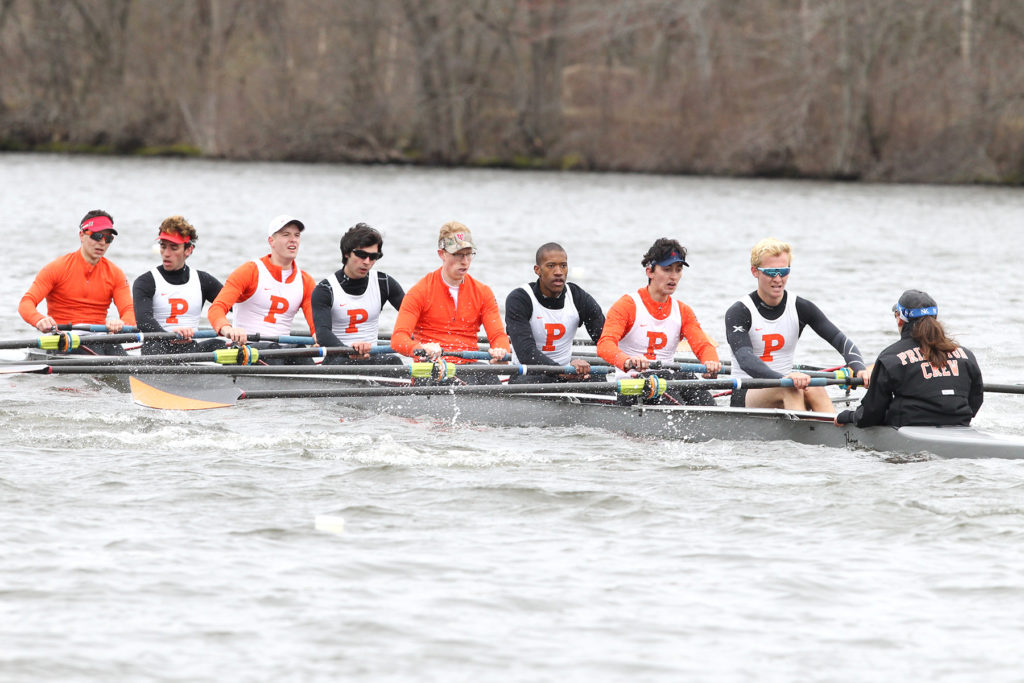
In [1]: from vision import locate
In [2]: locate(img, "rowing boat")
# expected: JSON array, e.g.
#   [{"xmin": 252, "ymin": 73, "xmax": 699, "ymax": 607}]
[
  {"xmin": 327, "ymin": 390, "xmax": 1024, "ymax": 460},
  {"xmin": 8, "ymin": 347, "xmax": 1024, "ymax": 460},
  {"xmin": 120, "ymin": 372, "xmax": 1024, "ymax": 460}
]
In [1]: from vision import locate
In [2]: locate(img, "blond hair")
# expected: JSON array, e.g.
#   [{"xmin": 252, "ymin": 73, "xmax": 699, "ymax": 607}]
[
  {"xmin": 750, "ymin": 237, "xmax": 791, "ymax": 267},
  {"xmin": 159, "ymin": 215, "xmax": 198, "ymax": 243}
]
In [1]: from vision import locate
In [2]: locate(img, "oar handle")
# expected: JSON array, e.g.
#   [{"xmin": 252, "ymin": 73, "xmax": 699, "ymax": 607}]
[
  {"xmin": 411, "ymin": 348, "xmax": 494, "ymax": 361},
  {"xmin": 40, "ymin": 344, "xmax": 356, "ymax": 366},
  {"xmin": 51, "ymin": 325, "xmax": 220, "ymax": 339},
  {"xmin": 247, "ymin": 333, "xmax": 316, "ymax": 345}
]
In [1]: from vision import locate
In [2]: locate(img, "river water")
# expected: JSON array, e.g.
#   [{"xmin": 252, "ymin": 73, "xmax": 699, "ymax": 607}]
[{"xmin": 1, "ymin": 153, "xmax": 1023, "ymax": 681}]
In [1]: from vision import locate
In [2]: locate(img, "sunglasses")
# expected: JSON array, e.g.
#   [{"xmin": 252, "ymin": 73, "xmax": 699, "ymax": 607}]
[
  {"xmin": 83, "ymin": 230, "xmax": 115, "ymax": 244},
  {"xmin": 352, "ymin": 249, "xmax": 383, "ymax": 261},
  {"xmin": 757, "ymin": 267, "xmax": 790, "ymax": 278}
]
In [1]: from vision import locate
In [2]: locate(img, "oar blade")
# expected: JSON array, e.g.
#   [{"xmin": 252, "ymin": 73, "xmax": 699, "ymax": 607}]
[
  {"xmin": 0, "ymin": 363, "xmax": 50, "ymax": 375},
  {"xmin": 129, "ymin": 376, "xmax": 240, "ymax": 410}
]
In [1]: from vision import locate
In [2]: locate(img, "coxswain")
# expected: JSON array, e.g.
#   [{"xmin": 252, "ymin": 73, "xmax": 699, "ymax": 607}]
[
  {"xmin": 836, "ymin": 289, "xmax": 983, "ymax": 427},
  {"xmin": 724, "ymin": 237, "xmax": 869, "ymax": 412}
]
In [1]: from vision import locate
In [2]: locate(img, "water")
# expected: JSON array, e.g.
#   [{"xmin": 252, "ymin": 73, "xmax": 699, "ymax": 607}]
[{"xmin": 2, "ymin": 153, "xmax": 1024, "ymax": 681}]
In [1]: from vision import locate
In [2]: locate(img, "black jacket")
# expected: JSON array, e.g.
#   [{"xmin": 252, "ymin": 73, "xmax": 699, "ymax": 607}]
[{"xmin": 836, "ymin": 326, "xmax": 983, "ymax": 427}]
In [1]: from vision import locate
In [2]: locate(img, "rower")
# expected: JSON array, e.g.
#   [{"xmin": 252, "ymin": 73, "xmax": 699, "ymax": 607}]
[
  {"xmin": 836, "ymin": 289, "xmax": 983, "ymax": 427},
  {"xmin": 596, "ymin": 238, "xmax": 722, "ymax": 405},
  {"xmin": 132, "ymin": 215, "xmax": 226, "ymax": 356},
  {"xmin": 390, "ymin": 221, "xmax": 510, "ymax": 385},
  {"xmin": 724, "ymin": 237, "xmax": 869, "ymax": 412},
  {"xmin": 312, "ymin": 222, "xmax": 404, "ymax": 365},
  {"xmin": 18, "ymin": 210, "xmax": 135, "ymax": 356},
  {"xmin": 207, "ymin": 215, "xmax": 317, "ymax": 364},
  {"xmin": 505, "ymin": 242, "xmax": 605, "ymax": 383}
]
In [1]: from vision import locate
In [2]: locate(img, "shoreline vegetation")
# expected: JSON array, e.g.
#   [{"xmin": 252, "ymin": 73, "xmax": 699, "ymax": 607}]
[{"xmin": 3, "ymin": 1, "xmax": 1023, "ymax": 185}]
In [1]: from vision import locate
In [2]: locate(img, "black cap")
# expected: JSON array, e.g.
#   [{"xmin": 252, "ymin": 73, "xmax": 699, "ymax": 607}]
[{"xmin": 893, "ymin": 289, "xmax": 938, "ymax": 321}]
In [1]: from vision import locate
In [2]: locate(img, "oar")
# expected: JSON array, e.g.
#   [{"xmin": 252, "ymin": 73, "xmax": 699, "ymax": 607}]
[
  {"xmin": 130, "ymin": 375, "xmax": 864, "ymax": 410},
  {"xmin": 379, "ymin": 331, "xmax": 602, "ymax": 347},
  {"xmin": 53, "ymin": 325, "xmax": 315, "ymax": 345},
  {"xmin": 23, "ymin": 363, "xmax": 615, "ymax": 377},
  {"xmin": 34, "ymin": 345, "xmax": 384, "ymax": 367},
  {"xmin": 411, "ymin": 349, "xmax": 495, "ymax": 361},
  {"xmin": 985, "ymin": 383, "xmax": 1024, "ymax": 395},
  {"xmin": 0, "ymin": 330, "xmax": 219, "ymax": 351},
  {"xmin": 571, "ymin": 356, "xmax": 856, "ymax": 380}
]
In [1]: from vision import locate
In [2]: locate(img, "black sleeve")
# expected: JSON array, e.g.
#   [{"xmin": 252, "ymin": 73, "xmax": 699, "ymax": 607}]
[
  {"xmin": 505, "ymin": 288, "xmax": 556, "ymax": 365},
  {"xmin": 725, "ymin": 300, "xmax": 783, "ymax": 379},
  {"xmin": 967, "ymin": 348, "xmax": 985, "ymax": 417},
  {"xmin": 198, "ymin": 270, "xmax": 224, "ymax": 306},
  {"xmin": 844, "ymin": 360, "xmax": 894, "ymax": 427},
  {"xmin": 131, "ymin": 271, "xmax": 163, "ymax": 333},
  {"xmin": 570, "ymin": 283, "xmax": 605, "ymax": 342},
  {"xmin": 795, "ymin": 297, "xmax": 867, "ymax": 372},
  {"xmin": 311, "ymin": 279, "xmax": 342, "ymax": 348},
  {"xmin": 379, "ymin": 272, "xmax": 405, "ymax": 312}
]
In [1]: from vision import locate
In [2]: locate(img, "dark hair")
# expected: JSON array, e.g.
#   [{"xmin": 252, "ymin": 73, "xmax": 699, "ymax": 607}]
[
  {"xmin": 909, "ymin": 317, "xmax": 959, "ymax": 369},
  {"xmin": 80, "ymin": 209, "xmax": 113, "ymax": 227},
  {"xmin": 641, "ymin": 238, "xmax": 687, "ymax": 268},
  {"xmin": 535, "ymin": 242, "xmax": 566, "ymax": 265},
  {"xmin": 339, "ymin": 223, "xmax": 383, "ymax": 264}
]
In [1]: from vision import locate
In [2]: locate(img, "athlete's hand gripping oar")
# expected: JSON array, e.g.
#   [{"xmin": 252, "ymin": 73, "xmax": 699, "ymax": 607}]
[{"xmin": 130, "ymin": 375, "xmax": 863, "ymax": 410}]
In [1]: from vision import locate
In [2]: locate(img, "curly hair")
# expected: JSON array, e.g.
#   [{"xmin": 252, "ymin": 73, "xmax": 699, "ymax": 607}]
[{"xmin": 158, "ymin": 215, "xmax": 198, "ymax": 244}]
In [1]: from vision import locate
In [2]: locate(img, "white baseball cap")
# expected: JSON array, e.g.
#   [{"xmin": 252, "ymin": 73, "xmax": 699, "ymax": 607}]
[{"xmin": 267, "ymin": 214, "xmax": 305, "ymax": 238}]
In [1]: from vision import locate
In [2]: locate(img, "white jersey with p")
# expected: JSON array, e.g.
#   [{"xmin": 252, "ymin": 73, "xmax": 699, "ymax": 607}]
[
  {"xmin": 615, "ymin": 292, "xmax": 681, "ymax": 378},
  {"xmin": 327, "ymin": 272, "xmax": 382, "ymax": 344},
  {"xmin": 730, "ymin": 294, "xmax": 799, "ymax": 379},
  {"xmin": 510, "ymin": 283, "xmax": 578, "ymax": 365},
  {"xmin": 149, "ymin": 266, "xmax": 203, "ymax": 330},
  {"xmin": 232, "ymin": 259, "xmax": 305, "ymax": 335}
]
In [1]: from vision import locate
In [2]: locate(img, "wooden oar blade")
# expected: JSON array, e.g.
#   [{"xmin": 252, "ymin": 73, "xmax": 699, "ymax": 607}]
[{"xmin": 129, "ymin": 376, "xmax": 240, "ymax": 410}]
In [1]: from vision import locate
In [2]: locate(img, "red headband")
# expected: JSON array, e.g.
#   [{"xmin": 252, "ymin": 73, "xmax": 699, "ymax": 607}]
[{"xmin": 158, "ymin": 232, "xmax": 191, "ymax": 244}]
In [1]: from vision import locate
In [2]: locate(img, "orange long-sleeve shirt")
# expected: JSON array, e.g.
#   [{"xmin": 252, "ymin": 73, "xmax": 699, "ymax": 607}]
[
  {"xmin": 391, "ymin": 269, "xmax": 510, "ymax": 363},
  {"xmin": 597, "ymin": 287, "xmax": 719, "ymax": 371},
  {"xmin": 19, "ymin": 250, "xmax": 135, "ymax": 327},
  {"xmin": 207, "ymin": 255, "xmax": 316, "ymax": 333}
]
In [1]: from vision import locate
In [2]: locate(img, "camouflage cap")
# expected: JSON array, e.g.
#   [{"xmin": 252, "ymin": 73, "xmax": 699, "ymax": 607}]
[{"xmin": 438, "ymin": 221, "xmax": 475, "ymax": 253}]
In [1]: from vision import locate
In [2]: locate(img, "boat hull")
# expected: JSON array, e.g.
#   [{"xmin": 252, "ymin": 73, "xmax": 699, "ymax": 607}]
[{"xmin": 329, "ymin": 391, "xmax": 1024, "ymax": 460}]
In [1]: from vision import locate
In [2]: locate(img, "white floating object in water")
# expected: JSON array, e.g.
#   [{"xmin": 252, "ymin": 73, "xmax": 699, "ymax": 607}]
[
  {"xmin": 314, "ymin": 515, "xmax": 345, "ymax": 534},
  {"xmin": 151, "ymin": 243, "xmax": 160, "ymax": 255},
  {"xmin": 570, "ymin": 266, "xmax": 585, "ymax": 280}
]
